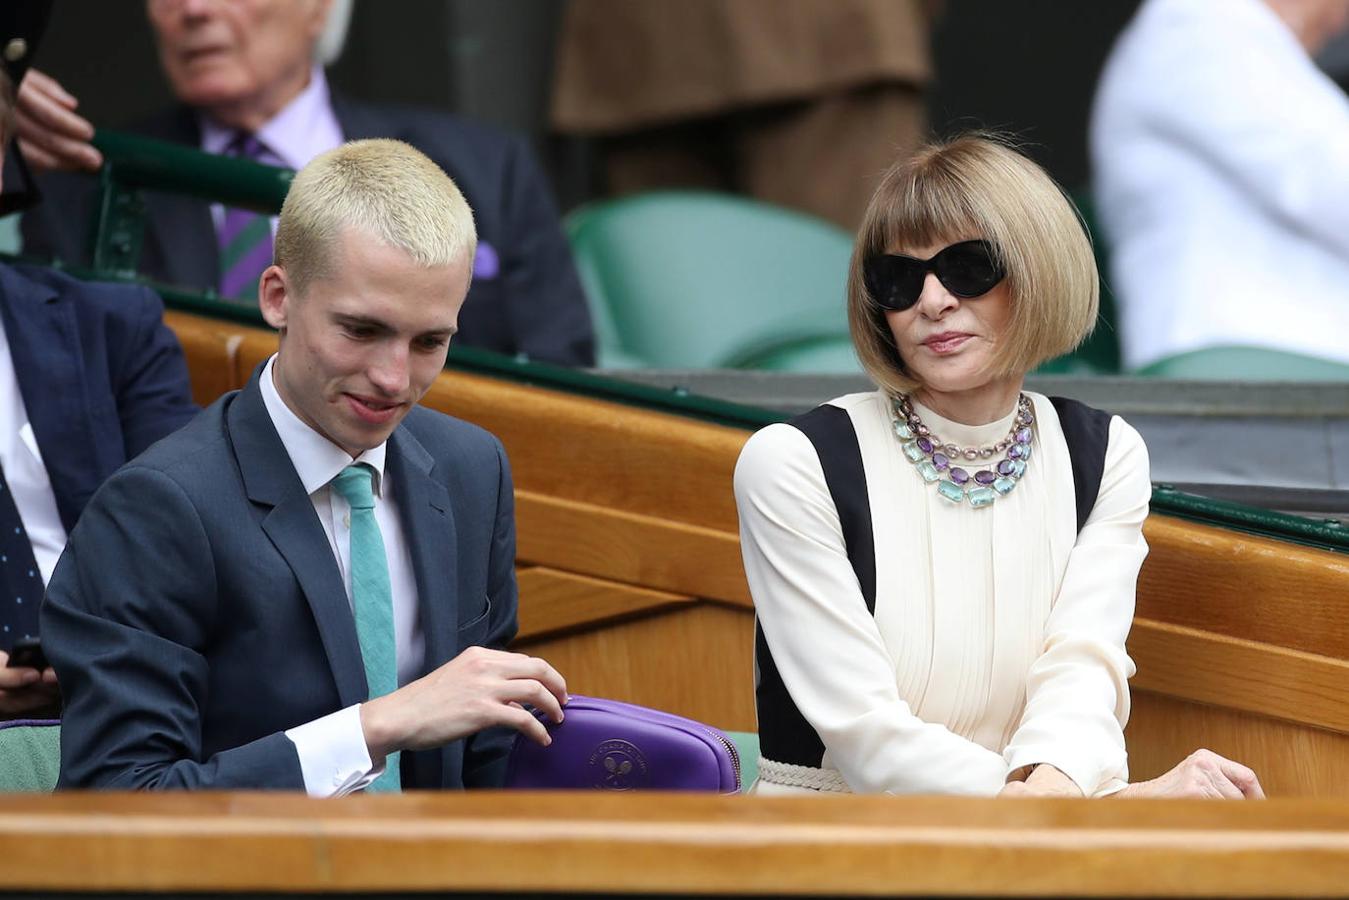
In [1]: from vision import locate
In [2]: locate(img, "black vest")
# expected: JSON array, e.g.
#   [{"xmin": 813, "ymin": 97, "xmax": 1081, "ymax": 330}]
[{"xmin": 754, "ymin": 396, "xmax": 1112, "ymax": 769}]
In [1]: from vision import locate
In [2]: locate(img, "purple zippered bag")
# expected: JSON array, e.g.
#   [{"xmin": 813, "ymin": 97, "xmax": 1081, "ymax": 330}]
[{"xmin": 503, "ymin": 695, "xmax": 740, "ymax": 793}]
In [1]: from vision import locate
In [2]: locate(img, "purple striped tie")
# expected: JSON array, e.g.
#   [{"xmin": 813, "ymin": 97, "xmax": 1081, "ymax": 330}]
[{"xmin": 217, "ymin": 133, "xmax": 278, "ymax": 302}]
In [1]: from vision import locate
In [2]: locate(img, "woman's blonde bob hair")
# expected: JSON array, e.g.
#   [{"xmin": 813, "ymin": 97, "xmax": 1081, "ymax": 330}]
[{"xmin": 847, "ymin": 133, "xmax": 1098, "ymax": 396}]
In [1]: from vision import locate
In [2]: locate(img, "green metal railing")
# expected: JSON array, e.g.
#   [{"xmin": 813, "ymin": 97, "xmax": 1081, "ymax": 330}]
[{"xmin": 19, "ymin": 129, "xmax": 1347, "ymax": 554}]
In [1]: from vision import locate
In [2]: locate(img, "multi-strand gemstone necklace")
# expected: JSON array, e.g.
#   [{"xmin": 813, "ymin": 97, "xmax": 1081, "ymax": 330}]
[{"xmin": 891, "ymin": 394, "xmax": 1034, "ymax": 507}]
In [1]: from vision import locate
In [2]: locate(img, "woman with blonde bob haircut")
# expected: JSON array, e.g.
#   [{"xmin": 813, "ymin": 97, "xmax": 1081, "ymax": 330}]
[{"xmin": 735, "ymin": 134, "xmax": 1262, "ymax": 799}]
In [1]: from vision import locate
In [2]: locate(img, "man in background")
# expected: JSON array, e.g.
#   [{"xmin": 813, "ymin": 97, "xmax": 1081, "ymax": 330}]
[
  {"xmin": 1092, "ymin": 0, "xmax": 1349, "ymax": 370},
  {"xmin": 0, "ymin": 0, "xmax": 197, "ymax": 718},
  {"xmin": 18, "ymin": 0, "xmax": 594, "ymax": 366}
]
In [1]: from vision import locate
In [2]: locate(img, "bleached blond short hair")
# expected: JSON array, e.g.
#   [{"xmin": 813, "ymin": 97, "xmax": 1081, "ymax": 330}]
[
  {"xmin": 848, "ymin": 134, "xmax": 1098, "ymax": 395},
  {"xmin": 275, "ymin": 138, "xmax": 477, "ymax": 295}
]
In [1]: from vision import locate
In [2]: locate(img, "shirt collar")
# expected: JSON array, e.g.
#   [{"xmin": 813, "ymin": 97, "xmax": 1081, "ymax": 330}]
[
  {"xmin": 259, "ymin": 354, "xmax": 387, "ymax": 497},
  {"xmin": 198, "ymin": 66, "xmax": 343, "ymax": 172}
]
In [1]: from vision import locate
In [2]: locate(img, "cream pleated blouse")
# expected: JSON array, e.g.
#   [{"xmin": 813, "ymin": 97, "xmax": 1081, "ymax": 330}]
[{"xmin": 733, "ymin": 390, "xmax": 1151, "ymax": 797}]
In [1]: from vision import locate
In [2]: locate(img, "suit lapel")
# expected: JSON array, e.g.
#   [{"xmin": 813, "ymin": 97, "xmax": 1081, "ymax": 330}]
[
  {"xmin": 228, "ymin": 376, "xmax": 367, "ymax": 708},
  {"xmin": 0, "ymin": 266, "xmax": 100, "ymax": 532},
  {"xmin": 388, "ymin": 426, "xmax": 458, "ymax": 676}
]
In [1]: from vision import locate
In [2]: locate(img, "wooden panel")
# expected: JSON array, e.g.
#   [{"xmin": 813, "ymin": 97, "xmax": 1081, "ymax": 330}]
[
  {"xmin": 6, "ymin": 792, "xmax": 1349, "ymax": 896},
  {"xmin": 515, "ymin": 567, "xmax": 693, "ymax": 642},
  {"xmin": 516, "ymin": 489, "xmax": 751, "ymax": 607},
  {"xmin": 1140, "ymin": 516, "xmax": 1349, "ymax": 659},
  {"xmin": 520, "ymin": 601, "xmax": 756, "ymax": 732},
  {"xmin": 1128, "ymin": 692, "xmax": 1349, "ymax": 799},
  {"xmin": 163, "ymin": 310, "xmax": 248, "ymax": 406},
  {"xmin": 1129, "ymin": 617, "xmax": 1349, "ymax": 735}
]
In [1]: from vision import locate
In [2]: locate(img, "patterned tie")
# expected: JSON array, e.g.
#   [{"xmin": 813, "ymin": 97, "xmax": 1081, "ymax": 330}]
[
  {"xmin": 0, "ymin": 464, "xmax": 43, "ymax": 652},
  {"xmin": 330, "ymin": 464, "xmax": 401, "ymax": 793},
  {"xmin": 217, "ymin": 133, "xmax": 277, "ymax": 303}
]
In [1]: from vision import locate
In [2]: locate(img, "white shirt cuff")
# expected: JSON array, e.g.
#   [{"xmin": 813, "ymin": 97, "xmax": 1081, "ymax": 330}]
[{"xmin": 284, "ymin": 703, "xmax": 384, "ymax": 797}]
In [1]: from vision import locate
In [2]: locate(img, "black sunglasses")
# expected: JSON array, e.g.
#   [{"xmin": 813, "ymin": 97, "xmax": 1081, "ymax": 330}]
[{"xmin": 863, "ymin": 240, "xmax": 1006, "ymax": 312}]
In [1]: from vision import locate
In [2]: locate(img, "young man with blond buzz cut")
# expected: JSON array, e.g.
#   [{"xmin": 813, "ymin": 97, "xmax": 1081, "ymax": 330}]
[{"xmin": 43, "ymin": 139, "xmax": 567, "ymax": 793}]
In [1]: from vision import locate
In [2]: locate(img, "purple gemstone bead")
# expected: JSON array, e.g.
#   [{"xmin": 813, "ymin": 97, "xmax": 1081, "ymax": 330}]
[
  {"xmin": 916, "ymin": 437, "xmax": 933, "ymax": 454},
  {"xmin": 932, "ymin": 452, "xmax": 950, "ymax": 470},
  {"xmin": 997, "ymin": 458, "xmax": 1016, "ymax": 476},
  {"xmin": 1016, "ymin": 427, "xmax": 1032, "ymax": 444},
  {"xmin": 950, "ymin": 467, "xmax": 970, "ymax": 485},
  {"xmin": 1009, "ymin": 445, "xmax": 1024, "ymax": 459},
  {"xmin": 974, "ymin": 470, "xmax": 996, "ymax": 485}
]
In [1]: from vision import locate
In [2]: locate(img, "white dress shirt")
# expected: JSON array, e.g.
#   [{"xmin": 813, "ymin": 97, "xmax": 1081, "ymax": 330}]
[
  {"xmin": 260, "ymin": 355, "xmax": 426, "ymax": 796},
  {"xmin": 735, "ymin": 391, "xmax": 1148, "ymax": 797},
  {"xmin": 0, "ymin": 315, "xmax": 67, "ymax": 588},
  {"xmin": 1092, "ymin": 0, "xmax": 1349, "ymax": 369}
]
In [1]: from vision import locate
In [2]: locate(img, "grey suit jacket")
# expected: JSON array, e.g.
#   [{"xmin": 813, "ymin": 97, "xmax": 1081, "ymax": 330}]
[{"xmin": 42, "ymin": 373, "xmax": 519, "ymax": 789}]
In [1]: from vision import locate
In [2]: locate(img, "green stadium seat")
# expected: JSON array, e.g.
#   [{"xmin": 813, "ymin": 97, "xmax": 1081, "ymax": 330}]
[
  {"xmin": 1134, "ymin": 345, "xmax": 1349, "ymax": 380},
  {"xmin": 0, "ymin": 719, "xmax": 60, "ymax": 792},
  {"xmin": 726, "ymin": 730, "xmax": 760, "ymax": 790},
  {"xmin": 566, "ymin": 191, "xmax": 858, "ymax": 372}
]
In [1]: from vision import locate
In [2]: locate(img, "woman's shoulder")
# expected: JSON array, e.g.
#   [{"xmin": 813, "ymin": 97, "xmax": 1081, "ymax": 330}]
[{"xmin": 734, "ymin": 392, "xmax": 885, "ymax": 500}]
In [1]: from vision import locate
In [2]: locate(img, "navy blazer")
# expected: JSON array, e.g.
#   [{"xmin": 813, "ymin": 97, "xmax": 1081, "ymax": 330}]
[
  {"xmin": 22, "ymin": 95, "xmax": 595, "ymax": 366},
  {"xmin": 0, "ymin": 262, "xmax": 196, "ymax": 534},
  {"xmin": 41, "ymin": 375, "xmax": 520, "ymax": 790}
]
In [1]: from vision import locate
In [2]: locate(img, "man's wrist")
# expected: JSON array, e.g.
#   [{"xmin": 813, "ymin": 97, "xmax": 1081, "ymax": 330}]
[{"xmin": 358, "ymin": 698, "xmax": 398, "ymax": 762}]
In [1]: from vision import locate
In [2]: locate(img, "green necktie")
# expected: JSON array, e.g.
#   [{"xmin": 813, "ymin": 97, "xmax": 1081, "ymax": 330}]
[{"xmin": 331, "ymin": 464, "xmax": 401, "ymax": 793}]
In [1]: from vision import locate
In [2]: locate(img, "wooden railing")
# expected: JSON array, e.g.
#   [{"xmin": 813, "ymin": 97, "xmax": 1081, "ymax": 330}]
[{"xmin": 5, "ymin": 792, "xmax": 1349, "ymax": 897}]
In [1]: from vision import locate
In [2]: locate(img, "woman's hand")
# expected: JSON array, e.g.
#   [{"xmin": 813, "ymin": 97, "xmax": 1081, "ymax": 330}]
[
  {"xmin": 999, "ymin": 764, "xmax": 1084, "ymax": 798},
  {"xmin": 1116, "ymin": 749, "xmax": 1264, "ymax": 799}
]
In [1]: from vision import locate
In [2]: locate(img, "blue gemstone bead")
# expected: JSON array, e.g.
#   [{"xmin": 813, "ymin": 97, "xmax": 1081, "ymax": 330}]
[
  {"xmin": 1021, "ymin": 443, "xmax": 1033, "ymax": 461},
  {"xmin": 993, "ymin": 476, "xmax": 1017, "ymax": 495},
  {"xmin": 1011, "ymin": 458, "xmax": 1027, "ymax": 477},
  {"xmin": 936, "ymin": 480, "xmax": 965, "ymax": 503},
  {"xmin": 968, "ymin": 487, "xmax": 996, "ymax": 508},
  {"xmin": 895, "ymin": 422, "xmax": 914, "ymax": 440},
  {"xmin": 903, "ymin": 441, "xmax": 924, "ymax": 462},
  {"xmin": 917, "ymin": 461, "xmax": 941, "ymax": 483}
]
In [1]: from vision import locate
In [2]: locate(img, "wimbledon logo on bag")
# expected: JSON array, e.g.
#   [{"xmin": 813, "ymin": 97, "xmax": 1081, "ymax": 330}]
[{"xmin": 587, "ymin": 739, "xmax": 650, "ymax": 791}]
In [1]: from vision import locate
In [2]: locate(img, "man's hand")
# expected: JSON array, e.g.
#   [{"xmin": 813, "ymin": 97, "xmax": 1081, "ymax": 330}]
[
  {"xmin": 999, "ymin": 764, "xmax": 1084, "ymax": 798},
  {"xmin": 15, "ymin": 68, "xmax": 103, "ymax": 174},
  {"xmin": 0, "ymin": 649, "xmax": 60, "ymax": 718},
  {"xmin": 1116, "ymin": 749, "xmax": 1264, "ymax": 799},
  {"xmin": 359, "ymin": 647, "xmax": 568, "ymax": 762}
]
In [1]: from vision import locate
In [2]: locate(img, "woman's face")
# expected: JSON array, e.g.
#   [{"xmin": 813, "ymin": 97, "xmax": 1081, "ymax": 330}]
[{"xmin": 884, "ymin": 239, "xmax": 1014, "ymax": 397}]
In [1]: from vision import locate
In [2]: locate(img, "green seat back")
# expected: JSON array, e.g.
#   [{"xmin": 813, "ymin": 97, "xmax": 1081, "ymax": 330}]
[
  {"xmin": 566, "ymin": 191, "xmax": 858, "ymax": 372},
  {"xmin": 0, "ymin": 720, "xmax": 60, "ymax": 792},
  {"xmin": 1135, "ymin": 345, "xmax": 1349, "ymax": 380},
  {"xmin": 725, "ymin": 730, "xmax": 760, "ymax": 790}
]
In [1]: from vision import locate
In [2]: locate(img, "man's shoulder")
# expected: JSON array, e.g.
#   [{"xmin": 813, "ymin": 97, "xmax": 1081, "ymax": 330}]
[
  {"xmin": 122, "ymin": 393, "xmax": 231, "ymax": 477},
  {"xmin": 3, "ymin": 263, "xmax": 159, "ymax": 311},
  {"xmin": 0, "ymin": 264, "xmax": 162, "ymax": 330},
  {"xmin": 402, "ymin": 405, "xmax": 502, "ymax": 452},
  {"xmin": 332, "ymin": 95, "xmax": 529, "ymax": 193}
]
